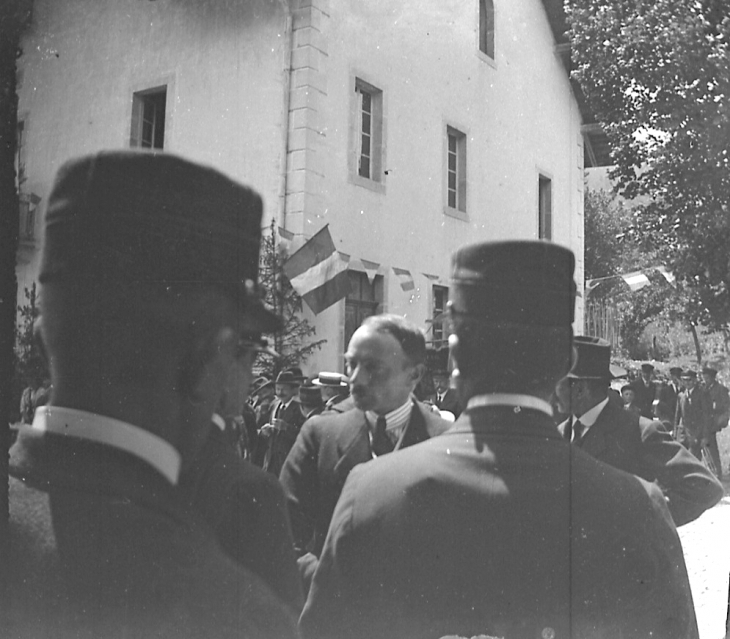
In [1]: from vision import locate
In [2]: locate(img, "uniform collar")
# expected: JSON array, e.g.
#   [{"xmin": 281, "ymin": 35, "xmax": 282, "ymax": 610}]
[
  {"xmin": 466, "ymin": 393, "xmax": 553, "ymax": 417},
  {"xmin": 32, "ymin": 406, "xmax": 181, "ymax": 485}
]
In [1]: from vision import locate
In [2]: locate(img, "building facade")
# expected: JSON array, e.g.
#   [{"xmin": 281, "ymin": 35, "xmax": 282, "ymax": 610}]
[{"xmin": 15, "ymin": 0, "xmax": 596, "ymax": 374}]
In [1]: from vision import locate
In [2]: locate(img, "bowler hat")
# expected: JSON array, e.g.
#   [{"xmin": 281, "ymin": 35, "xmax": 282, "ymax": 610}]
[
  {"xmin": 40, "ymin": 150, "xmax": 280, "ymax": 333},
  {"xmin": 275, "ymin": 370, "xmax": 302, "ymax": 386},
  {"xmin": 298, "ymin": 384, "xmax": 324, "ymax": 407},
  {"xmin": 567, "ymin": 336, "xmax": 611, "ymax": 380},
  {"xmin": 449, "ymin": 241, "xmax": 575, "ymax": 326},
  {"xmin": 641, "ymin": 363, "xmax": 655, "ymax": 373},
  {"xmin": 312, "ymin": 372, "xmax": 349, "ymax": 388}
]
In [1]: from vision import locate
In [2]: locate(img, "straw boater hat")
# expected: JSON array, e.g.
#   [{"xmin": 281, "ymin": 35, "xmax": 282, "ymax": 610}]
[{"xmin": 312, "ymin": 372, "xmax": 349, "ymax": 388}]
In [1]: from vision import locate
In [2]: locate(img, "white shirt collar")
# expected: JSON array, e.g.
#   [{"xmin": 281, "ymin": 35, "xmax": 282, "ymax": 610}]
[
  {"xmin": 466, "ymin": 393, "xmax": 553, "ymax": 417},
  {"xmin": 212, "ymin": 413, "xmax": 226, "ymax": 432},
  {"xmin": 366, "ymin": 397, "xmax": 413, "ymax": 433},
  {"xmin": 575, "ymin": 397, "xmax": 610, "ymax": 428},
  {"xmin": 32, "ymin": 406, "xmax": 181, "ymax": 485}
]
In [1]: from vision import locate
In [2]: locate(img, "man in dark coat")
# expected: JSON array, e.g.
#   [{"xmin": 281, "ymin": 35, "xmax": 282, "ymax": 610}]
[
  {"xmin": 301, "ymin": 241, "xmax": 698, "ymax": 639},
  {"xmin": 659, "ymin": 366, "xmax": 684, "ymax": 417},
  {"xmin": 557, "ymin": 338, "xmax": 722, "ymax": 526},
  {"xmin": 280, "ymin": 314, "xmax": 449, "ymax": 590},
  {"xmin": 312, "ymin": 372, "xmax": 350, "ymax": 413},
  {"xmin": 701, "ymin": 365, "xmax": 728, "ymax": 478},
  {"xmin": 675, "ymin": 369, "xmax": 713, "ymax": 460},
  {"xmin": 7, "ymin": 152, "xmax": 296, "ymax": 638},
  {"xmin": 431, "ymin": 368, "xmax": 461, "ymax": 418},
  {"xmin": 630, "ymin": 362, "xmax": 658, "ymax": 417},
  {"xmin": 259, "ymin": 369, "xmax": 305, "ymax": 476}
]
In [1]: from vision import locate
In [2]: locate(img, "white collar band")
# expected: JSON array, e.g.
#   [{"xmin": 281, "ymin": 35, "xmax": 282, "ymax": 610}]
[
  {"xmin": 466, "ymin": 393, "xmax": 553, "ymax": 417},
  {"xmin": 32, "ymin": 406, "xmax": 181, "ymax": 485}
]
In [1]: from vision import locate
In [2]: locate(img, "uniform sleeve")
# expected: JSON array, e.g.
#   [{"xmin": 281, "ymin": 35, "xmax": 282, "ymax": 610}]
[
  {"xmin": 638, "ymin": 418, "xmax": 723, "ymax": 525},
  {"xmin": 299, "ymin": 465, "xmax": 370, "ymax": 639},
  {"xmin": 279, "ymin": 419, "xmax": 320, "ymax": 557}
]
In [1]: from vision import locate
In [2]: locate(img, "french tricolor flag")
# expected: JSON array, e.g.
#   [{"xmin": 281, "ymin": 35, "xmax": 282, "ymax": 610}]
[{"xmin": 282, "ymin": 225, "xmax": 351, "ymax": 315}]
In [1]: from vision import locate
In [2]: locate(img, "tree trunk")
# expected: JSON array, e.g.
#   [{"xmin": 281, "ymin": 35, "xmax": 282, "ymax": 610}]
[
  {"xmin": 689, "ymin": 322, "xmax": 703, "ymax": 365},
  {"xmin": 0, "ymin": 0, "xmax": 31, "ymax": 604}
]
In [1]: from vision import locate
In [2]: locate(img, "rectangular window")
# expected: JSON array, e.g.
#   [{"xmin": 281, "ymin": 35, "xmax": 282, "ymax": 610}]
[
  {"xmin": 479, "ymin": 0, "xmax": 495, "ymax": 59},
  {"xmin": 539, "ymin": 175, "xmax": 552, "ymax": 240},
  {"xmin": 345, "ymin": 271, "xmax": 383, "ymax": 351},
  {"xmin": 446, "ymin": 126, "xmax": 467, "ymax": 213},
  {"xmin": 432, "ymin": 285, "xmax": 449, "ymax": 346},
  {"xmin": 354, "ymin": 79, "xmax": 383, "ymax": 183},
  {"xmin": 131, "ymin": 86, "xmax": 167, "ymax": 149}
]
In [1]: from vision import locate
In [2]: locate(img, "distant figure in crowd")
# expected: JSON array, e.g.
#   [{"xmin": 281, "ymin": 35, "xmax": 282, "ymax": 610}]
[
  {"xmin": 621, "ymin": 384, "xmax": 641, "ymax": 417},
  {"xmin": 179, "ymin": 352, "xmax": 303, "ymax": 614},
  {"xmin": 630, "ymin": 362, "xmax": 658, "ymax": 418},
  {"xmin": 659, "ymin": 365, "xmax": 684, "ymax": 417},
  {"xmin": 7, "ymin": 151, "xmax": 297, "ymax": 638},
  {"xmin": 431, "ymin": 368, "xmax": 461, "ymax": 419},
  {"xmin": 557, "ymin": 337, "xmax": 722, "ymax": 526},
  {"xmin": 312, "ymin": 372, "xmax": 351, "ymax": 414},
  {"xmin": 301, "ymin": 241, "xmax": 698, "ymax": 639},
  {"xmin": 260, "ymin": 369, "xmax": 305, "ymax": 476},
  {"xmin": 675, "ymin": 369, "xmax": 712, "ymax": 460},
  {"xmin": 280, "ymin": 314, "xmax": 449, "ymax": 591},
  {"xmin": 19, "ymin": 376, "xmax": 51, "ymax": 424},
  {"xmin": 700, "ymin": 365, "xmax": 729, "ymax": 479},
  {"xmin": 298, "ymin": 383, "xmax": 325, "ymax": 420}
]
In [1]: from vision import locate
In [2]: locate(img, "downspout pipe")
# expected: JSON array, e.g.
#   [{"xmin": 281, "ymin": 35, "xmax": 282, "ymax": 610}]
[{"xmin": 277, "ymin": 1, "xmax": 294, "ymax": 231}]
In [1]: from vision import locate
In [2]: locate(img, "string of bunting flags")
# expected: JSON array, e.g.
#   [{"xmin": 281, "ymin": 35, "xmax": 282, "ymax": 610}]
[
  {"xmin": 278, "ymin": 225, "xmax": 445, "ymax": 315},
  {"xmin": 585, "ymin": 265, "xmax": 676, "ymax": 294}
]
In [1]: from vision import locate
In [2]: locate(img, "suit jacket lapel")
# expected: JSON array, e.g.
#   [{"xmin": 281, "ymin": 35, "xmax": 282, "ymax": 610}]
[
  {"xmin": 333, "ymin": 412, "xmax": 371, "ymax": 482},
  {"xmin": 579, "ymin": 404, "xmax": 610, "ymax": 457},
  {"xmin": 398, "ymin": 403, "xmax": 430, "ymax": 450}
]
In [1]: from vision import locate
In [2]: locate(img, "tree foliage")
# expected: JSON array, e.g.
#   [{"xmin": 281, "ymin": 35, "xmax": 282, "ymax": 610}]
[
  {"xmin": 255, "ymin": 221, "xmax": 326, "ymax": 377},
  {"xmin": 568, "ymin": 0, "xmax": 730, "ymax": 330}
]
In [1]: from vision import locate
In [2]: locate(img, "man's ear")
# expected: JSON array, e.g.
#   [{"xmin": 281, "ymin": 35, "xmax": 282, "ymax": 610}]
[
  {"xmin": 411, "ymin": 362, "xmax": 426, "ymax": 385},
  {"xmin": 178, "ymin": 326, "xmax": 237, "ymax": 403}
]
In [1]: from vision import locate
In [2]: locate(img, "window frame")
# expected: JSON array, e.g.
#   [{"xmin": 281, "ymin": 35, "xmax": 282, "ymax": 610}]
[
  {"xmin": 130, "ymin": 85, "xmax": 168, "ymax": 149},
  {"xmin": 538, "ymin": 173, "xmax": 553, "ymax": 241},
  {"xmin": 443, "ymin": 124, "xmax": 468, "ymax": 220},
  {"xmin": 478, "ymin": 0, "xmax": 496, "ymax": 61},
  {"xmin": 431, "ymin": 285, "xmax": 450, "ymax": 347},
  {"xmin": 349, "ymin": 75, "xmax": 386, "ymax": 194}
]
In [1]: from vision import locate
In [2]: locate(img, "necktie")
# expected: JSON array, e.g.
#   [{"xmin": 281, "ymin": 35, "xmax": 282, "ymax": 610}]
[
  {"xmin": 565, "ymin": 418, "xmax": 585, "ymax": 443},
  {"xmin": 572, "ymin": 419, "xmax": 585, "ymax": 443},
  {"xmin": 372, "ymin": 415, "xmax": 394, "ymax": 456}
]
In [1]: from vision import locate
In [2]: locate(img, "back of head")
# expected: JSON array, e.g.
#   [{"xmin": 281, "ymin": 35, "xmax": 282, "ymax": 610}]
[
  {"xmin": 38, "ymin": 150, "xmax": 279, "ymax": 390},
  {"xmin": 449, "ymin": 241, "xmax": 576, "ymax": 397},
  {"xmin": 360, "ymin": 314, "xmax": 427, "ymax": 366}
]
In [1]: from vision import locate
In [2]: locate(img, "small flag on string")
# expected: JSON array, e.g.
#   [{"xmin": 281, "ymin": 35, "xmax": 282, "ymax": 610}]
[
  {"xmin": 621, "ymin": 271, "xmax": 650, "ymax": 291},
  {"xmin": 277, "ymin": 226, "xmax": 295, "ymax": 241},
  {"xmin": 361, "ymin": 259, "xmax": 380, "ymax": 284},
  {"xmin": 282, "ymin": 225, "xmax": 350, "ymax": 314},
  {"xmin": 656, "ymin": 266, "xmax": 676, "ymax": 285},
  {"xmin": 422, "ymin": 273, "xmax": 439, "ymax": 281},
  {"xmin": 393, "ymin": 267, "xmax": 415, "ymax": 291}
]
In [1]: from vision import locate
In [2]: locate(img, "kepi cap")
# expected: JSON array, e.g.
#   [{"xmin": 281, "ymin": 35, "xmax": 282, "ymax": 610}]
[
  {"xmin": 40, "ymin": 150, "xmax": 281, "ymax": 334},
  {"xmin": 701, "ymin": 366, "xmax": 718, "ymax": 376},
  {"xmin": 449, "ymin": 241, "xmax": 576, "ymax": 326}
]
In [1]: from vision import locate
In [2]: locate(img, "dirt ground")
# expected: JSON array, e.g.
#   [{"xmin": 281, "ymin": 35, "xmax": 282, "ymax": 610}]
[{"xmin": 677, "ymin": 426, "xmax": 730, "ymax": 639}]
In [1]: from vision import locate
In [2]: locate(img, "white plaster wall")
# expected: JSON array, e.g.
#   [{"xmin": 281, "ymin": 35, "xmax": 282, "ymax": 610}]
[
  {"xmin": 305, "ymin": 0, "xmax": 585, "ymax": 372},
  {"xmin": 15, "ymin": 0, "xmax": 289, "ymax": 305}
]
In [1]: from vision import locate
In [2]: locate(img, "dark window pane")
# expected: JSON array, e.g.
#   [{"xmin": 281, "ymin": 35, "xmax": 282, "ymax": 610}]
[
  {"xmin": 448, "ymin": 152, "xmax": 456, "ymax": 171},
  {"xmin": 361, "ymin": 113, "xmax": 371, "ymax": 134},
  {"xmin": 361, "ymin": 91, "xmax": 371, "ymax": 112},
  {"xmin": 361, "ymin": 135, "xmax": 370, "ymax": 156},
  {"xmin": 448, "ymin": 190, "xmax": 456, "ymax": 208},
  {"xmin": 359, "ymin": 156, "xmax": 370, "ymax": 178},
  {"xmin": 448, "ymin": 172, "xmax": 456, "ymax": 190},
  {"xmin": 448, "ymin": 134, "xmax": 456, "ymax": 152}
]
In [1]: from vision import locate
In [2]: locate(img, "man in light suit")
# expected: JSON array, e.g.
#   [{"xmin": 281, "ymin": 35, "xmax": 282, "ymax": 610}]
[
  {"xmin": 301, "ymin": 241, "xmax": 698, "ymax": 639},
  {"xmin": 557, "ymin": 337, "xmax": 722, "ymax": 526},
  {"xmin": 279, "ymin": 314, "xmax": 449, "ymax": 590},
  {"xmin": 7, "ymin": 152, "xmax": 296, "ymax": 638}
]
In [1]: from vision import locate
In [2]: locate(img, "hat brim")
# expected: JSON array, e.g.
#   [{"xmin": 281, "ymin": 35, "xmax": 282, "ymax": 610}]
[
  {"xmin": 566, "ymin": 372, "xmax": 610, "ymax": 380},
  {"xmin": 312, "ymin": 379, "xmax": 349, "ymax": 388}
]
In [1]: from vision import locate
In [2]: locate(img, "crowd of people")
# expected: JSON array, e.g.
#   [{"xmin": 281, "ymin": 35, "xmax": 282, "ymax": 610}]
[{"xmin": 6, "ymin": 150, "xmax": 726, "ymax": 638}]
